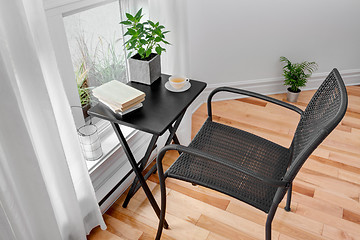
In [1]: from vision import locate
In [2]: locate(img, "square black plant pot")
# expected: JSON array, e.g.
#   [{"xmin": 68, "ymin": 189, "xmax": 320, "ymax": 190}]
[{"xmin": 128, "ymin": 53, "xmax": 161, "ymax": 85}]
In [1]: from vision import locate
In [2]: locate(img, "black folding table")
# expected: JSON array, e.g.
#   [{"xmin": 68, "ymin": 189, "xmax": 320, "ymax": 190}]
[{"xmin": 88, "ymin": 74, "xmax": 206, "ymax": 227}]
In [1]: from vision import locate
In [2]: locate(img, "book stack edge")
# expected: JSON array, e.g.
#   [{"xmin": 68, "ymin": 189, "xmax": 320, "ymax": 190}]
[{"xmin": 92, "ymin": 80, "xmax": 145, "ymax": 115}]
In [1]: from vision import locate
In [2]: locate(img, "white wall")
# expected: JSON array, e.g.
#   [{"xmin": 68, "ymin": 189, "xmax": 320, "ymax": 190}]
[{"xmin": 185, "ymin": 0, "xmax": 360, "ymax": 87}]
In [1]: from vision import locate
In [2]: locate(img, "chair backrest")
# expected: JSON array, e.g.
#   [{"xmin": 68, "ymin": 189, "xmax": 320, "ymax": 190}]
[{"xmin": 284, "ymin": 68, "xmax": 348, "ymax": 182}]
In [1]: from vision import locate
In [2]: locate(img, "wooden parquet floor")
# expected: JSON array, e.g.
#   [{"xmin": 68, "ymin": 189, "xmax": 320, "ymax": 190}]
[{"xmin": 88, "ymin": 85, "xmax": 360, "ymax": 240}]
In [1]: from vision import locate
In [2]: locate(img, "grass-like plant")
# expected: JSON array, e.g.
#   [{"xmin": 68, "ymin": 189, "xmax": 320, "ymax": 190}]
[
  {"xmin": 75, "ymin": 61, "xmax": 91, "ymax": 106},
  {"xmin": 74, "ymin": 33, "xmax": 127, "ymax": 107},
  {"xmin": 89, "ymin": 36, "xmax": 127, "ymax": 84},
  {"xmin": 280, "ymin": 56, "xmax": 318, "ymax": 92},
  {"xmin": 120, "ymin": 8, "xmax": 170, "ymax": 59}
]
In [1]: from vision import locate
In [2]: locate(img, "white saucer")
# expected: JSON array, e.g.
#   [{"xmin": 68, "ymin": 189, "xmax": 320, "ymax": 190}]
[{"xmin": 165, "ymin": 81, "xmax": 191, "ymax": 92}]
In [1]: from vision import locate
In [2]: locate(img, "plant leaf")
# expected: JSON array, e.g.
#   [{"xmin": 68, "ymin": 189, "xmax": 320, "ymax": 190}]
[
  {"xmin": 155, "ymin": 45, "xmax": 162, "ymax": 55},
  {"xmin": 138, "ymin": 47, "xmax": 145, "ymax": 56},
  {"xmin": 135, "ymin": 8, "xmax": 142, "ymax": 19},
  {"xmin": 127, "ymin": 28, "xmax": 137, "ymax": 35},
  {"xmin": 145, "ymin": 49, "xmax": 152, "ymax": 58},
  {"xmin": 147, "ymin": 20, "xmax": 155, "ymax": 27},
  {"xmin": 120, "ymin": 20, "xmax": 132, "ymax": 25},
  {"xmin": 154, "ymin": 28, "xmax": 162, "ymax": 35},
  {"xmin": 125, "ymin": 13, "xmax": 134, "ymax": 21}
]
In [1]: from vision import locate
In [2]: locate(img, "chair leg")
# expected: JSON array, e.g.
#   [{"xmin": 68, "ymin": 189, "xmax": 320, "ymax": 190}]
[
  {"xmin": 284, "ymin": 183, "xmax": 292, "ymax": 212},
  {"xmin": 266, "ymin": 188, "xmax": 287, "ymax": 240},
  {"xmin": 266, "ymin": 206, "xmax": 277, "ymax": 240}
]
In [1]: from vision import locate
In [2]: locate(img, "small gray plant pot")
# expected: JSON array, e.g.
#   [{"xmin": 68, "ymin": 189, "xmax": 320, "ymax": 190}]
[
  {"xmin": 128, "ymin": 53, "xmax": 161, "ymax": 85},
  {"xmin": 287, "ymin": 88, "xmax": 301, "ymax": 102}
]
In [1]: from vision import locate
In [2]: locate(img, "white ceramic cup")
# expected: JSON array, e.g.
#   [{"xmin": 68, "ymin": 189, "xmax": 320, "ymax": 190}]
[{"xmin": 169, "ymin": 76, "xmax": 189, "ymax": 89}]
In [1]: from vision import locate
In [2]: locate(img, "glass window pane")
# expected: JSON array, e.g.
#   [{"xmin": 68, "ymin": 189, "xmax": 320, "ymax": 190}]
[{"xmin": 63, "ymin": 1, "xmax": 127, "ymax": 120}]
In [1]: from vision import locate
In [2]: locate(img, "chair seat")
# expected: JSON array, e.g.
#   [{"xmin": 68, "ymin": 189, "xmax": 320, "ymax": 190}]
[{"xmin": 166, "ymin": 119, "xmax": 291, "ymax": 213}]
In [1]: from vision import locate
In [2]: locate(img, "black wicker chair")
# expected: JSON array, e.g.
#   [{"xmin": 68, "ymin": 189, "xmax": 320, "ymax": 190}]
[{"xmin": 155, "ymin": 68, "xmax": 348, "ymax": 240}]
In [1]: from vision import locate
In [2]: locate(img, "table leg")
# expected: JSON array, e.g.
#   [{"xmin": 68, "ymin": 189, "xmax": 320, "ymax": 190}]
[
  {"xmin": 171, "ymin": 132, "xmax": 180, "ymax": 145},
  {"xmin": 122, "ymin": 108, "xmax": 184, "ymax": 207},
  {"xmin": 122, "ymin": 134, "xmax": 158, "ymax": 208},
  {"xmin": 111, "ymin": 123, "xmax": 168, "ymax": 228},
  {"xmin": 123, "ymin": 163, "xmax": 158, "ymax": 203},
  {"xmin": 165, "ymin": 110, "xmax": 186, "ymax": 155},
  {"xmin": 151, "ymin": 110, "xmax": 187, "ymax": 176},
  {"xmin": 167, "ymin": 126, "xmax": 180, "ymax": 145}
]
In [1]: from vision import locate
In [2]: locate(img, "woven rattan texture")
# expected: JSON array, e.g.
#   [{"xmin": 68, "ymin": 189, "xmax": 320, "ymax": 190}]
[
  {"xmin": 291, "ymin": 73, "xmax": 342, "ymax": 165},
  {"xmin": 166, "ymin": 119, "xmax": 290, "ymax": 213}
]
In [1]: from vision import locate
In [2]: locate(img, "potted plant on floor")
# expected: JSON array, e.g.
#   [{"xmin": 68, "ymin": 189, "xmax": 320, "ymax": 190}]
[
  {"xmin": 280, "ymin": 56, "xmax": 318, "ymax": 102},
  {"xmin": 120, "ymin": 8, "xmax": 170, "ymax": 85}
]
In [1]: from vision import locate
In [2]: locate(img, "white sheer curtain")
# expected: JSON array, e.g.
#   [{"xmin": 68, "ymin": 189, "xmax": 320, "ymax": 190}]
[
  {"xmin": 149, "ymin": 0, "xmax": 190, "ymax": 76},
  {"xmin": 149, "ymin": 0, "xmax": 193, "ymax": 145},
  {"xmin": 0, "ymin": 0, "xmax": 106, "ymax": 239}
]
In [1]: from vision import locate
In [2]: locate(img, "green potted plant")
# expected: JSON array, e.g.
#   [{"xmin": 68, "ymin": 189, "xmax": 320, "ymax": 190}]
[
  {"xmin": 120, "ymin": 8, "xmax": 170, "ymax": 85},
  {"xmin": 280, "ymin": 56, "xmax": 318, "ymax": 102}
]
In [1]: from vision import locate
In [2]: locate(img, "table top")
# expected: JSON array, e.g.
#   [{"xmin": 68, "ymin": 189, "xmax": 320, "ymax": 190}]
[{"xmin": 88, "ymin": 75, "xmax": 207, "ymax": 136}]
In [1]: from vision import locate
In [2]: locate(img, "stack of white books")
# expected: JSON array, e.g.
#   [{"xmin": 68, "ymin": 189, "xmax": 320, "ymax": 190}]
[{"xmin": 92, "ymin": 80, "xmax": 145, "ymax": 115}]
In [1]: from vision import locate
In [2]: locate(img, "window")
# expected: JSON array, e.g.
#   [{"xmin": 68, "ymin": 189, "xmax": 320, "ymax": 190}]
[
  {"xmin": 45, "ymin": 0, "xmax": 148, "ymax": 125},
  {"xmin": 63, "ymin": 1, "xmax": 127, "ymax": 122},
  {"xmin": 45, "ymin": 0, "xmax": 150, "ymax": 170},
  {"xmin": 46, "ymin": 0, "xmax": 156, "ymax": 208},
  {"xmin": 45, "ymin": 0, "xmax": 163, "ymax": 210}
]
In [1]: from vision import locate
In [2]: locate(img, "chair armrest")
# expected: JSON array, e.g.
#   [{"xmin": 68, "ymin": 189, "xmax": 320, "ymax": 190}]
[
  {"xmin": 156, "ymin": 144, "xmax": 290, "ymax": 188},
  {"xmin": 207, "ymin": 87, "xmax": 303, "ymax": 119}
]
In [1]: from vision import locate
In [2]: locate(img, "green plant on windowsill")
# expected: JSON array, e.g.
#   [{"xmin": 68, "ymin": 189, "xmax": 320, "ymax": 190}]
[
  {"xmin": 78, "ymin": 84, "xmax": 90, "ymax": 106},
  {"xmin": 76, "ymin": 61, "xmax": 91, "ymax": 107},
  {"xmin": 120, "ymin": 8, "xmax": 170, "ymax": 60}
]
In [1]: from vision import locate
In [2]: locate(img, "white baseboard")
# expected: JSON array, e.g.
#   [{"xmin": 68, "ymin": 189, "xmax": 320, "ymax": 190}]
[{"xmin": 190, "ymin": 69, "xmax": 360, "ymax": 115}]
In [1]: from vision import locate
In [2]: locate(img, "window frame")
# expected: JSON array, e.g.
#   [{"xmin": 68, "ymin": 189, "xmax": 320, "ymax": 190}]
[
  {"xmin": 45, "ymin": 0, "xmax": 160, "ymax": 208},
  {"xmin": 45, "ymin": 0, "xmax": 133, "ymax": 168},
  {"xmin": 46, "ymin": 0, "xmax": 128, "ymax": 127}
]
